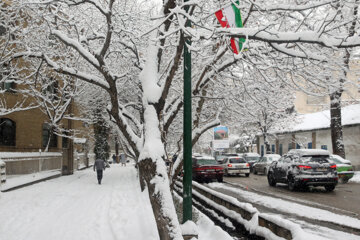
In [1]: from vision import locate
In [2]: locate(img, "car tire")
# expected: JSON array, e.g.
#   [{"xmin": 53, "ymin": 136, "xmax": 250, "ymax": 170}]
[
  {"xmin": 325, "ymin": 185, "xmax": 335, "ymax": 192},
  {"xmin": 245, "ymin": 173, "xmax": 250, "ymax": 177},
  {"xmin": 288, "ymin": 176, "xmax": 297, "ymax": 191},
  {"xmin": 267, "ymin": 172, "xmax": 276, "ymax": 186},
  {"xmin": 253, "ymin": 169, "xmax": 257, "ymax": 175},
  {"xmin": 217, "ymin": 177, "xmax": 223, "ymax": 183}
]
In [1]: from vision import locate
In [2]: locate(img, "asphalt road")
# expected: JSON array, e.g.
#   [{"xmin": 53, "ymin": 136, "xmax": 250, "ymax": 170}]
[{"xmin": 223, "ymin": 173, "xmax": 360, "ymax": 218}]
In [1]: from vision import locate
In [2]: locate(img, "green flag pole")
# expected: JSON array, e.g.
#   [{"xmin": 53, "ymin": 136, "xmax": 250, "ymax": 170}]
[{"xmin": 183, "ymin": 0, "xmax": 192, "ymax": 223}]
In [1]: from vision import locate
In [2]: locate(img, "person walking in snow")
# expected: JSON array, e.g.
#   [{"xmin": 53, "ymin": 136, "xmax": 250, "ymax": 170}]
[
  {"xmin": 120, "ymin": 153, "xmax": 127, "ymax": 166},
  {"xmin": 93, "ymin": 158, "xmax": 106, "ymax": 184}
]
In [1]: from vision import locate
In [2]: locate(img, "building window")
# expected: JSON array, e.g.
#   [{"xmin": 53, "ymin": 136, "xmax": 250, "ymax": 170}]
[
  {"xmin": 0, "ymin": 25, "xmax": 6, "ymax": 36},
  {"xmin": 62, "ymin": 136, "xmax": 68, "ymax": 148},
  {"xmin": 296, "ymin": 143, "xmax": 300, "ymax": 149},
  {"xmin": 261, "ymin": 145, "xmax": 264, "ymax": 156},
  {"xmin": 306, "ymin": 95, "xmax": 327, "ymax": 105},
  {"xmin": 288, "ymin": 143, "xmax": 292, "ymax": 151},
  {"xmin": 271, "ymin": 144, "xmax": 275, "ymax": 154},
  {"xmin": 42, "ymin": 123, "xmax": 57, "ymax": 148},
  {"xmin": 279, "ymin": 144, "xmax": 283, "ymax": 156},
  {"xmin": 0, "ymin": 63, "xmax": 15, "ymax": 92},
  {"xmin": 0, "ymin": 118, "xmax": 16, "ymax": 146},
  {"xmin": 308, "ymin": 142, "xmax": 312, "ymax": 149},
  {"xmin": 321, "ymin": 145, "xmax": 327, "ymax": 150},
  {"xmin": 42, "ymin": 78, "xmax": 58, "ymax": 101},
  {"xmin": 0, "ymin": 81, "xmax": 16, "ymax": 91}
]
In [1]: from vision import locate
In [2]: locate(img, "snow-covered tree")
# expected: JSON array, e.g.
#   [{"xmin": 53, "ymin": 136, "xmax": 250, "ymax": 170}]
[{"xmin": 3, "ymin": 0, "xmax": 360, "ymax": 239}]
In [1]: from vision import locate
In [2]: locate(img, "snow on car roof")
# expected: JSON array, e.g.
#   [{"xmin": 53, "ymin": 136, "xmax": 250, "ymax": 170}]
[
  {"xmin": 264, "ymin": 154, "xmax": 281, "ymax": 157},
  {"xmin": 288, "ymin": 149, "xmax": 330, "ymax": 156},
  {"xmin": 244, "ymin": 152, "xmax": 260, "ymax": 156},
  {"xmin": 193, "ymin": 156, "xmax": 215, "ymax": 160}
]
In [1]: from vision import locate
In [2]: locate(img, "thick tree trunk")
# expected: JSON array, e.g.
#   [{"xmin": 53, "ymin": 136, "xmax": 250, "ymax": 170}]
[
  {"xmin": 263, "ymin": 128, "xmax": 271, "ymax": 154},
  {"xmin": 330, "ymin": 92, "xmax": 345, "ymax": 158},
  {"xmin": 138, "ymin": 158, "xmax": 182, "ymax": 240}
]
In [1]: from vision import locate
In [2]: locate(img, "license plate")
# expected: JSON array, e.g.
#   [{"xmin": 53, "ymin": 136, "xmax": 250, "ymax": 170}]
[
  {"xmin": 316, "ymin": 168, "xmax": 327, "ymax": 171},
  {"xmin": 206, "ymin": 169, "xmax": 215, "ymax": 172}
]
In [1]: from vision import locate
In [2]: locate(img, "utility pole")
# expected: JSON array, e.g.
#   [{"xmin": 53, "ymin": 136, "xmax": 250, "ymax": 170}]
[{"xmin": 183, "ymin": 0, "xmax": 192, "ymax": 223}]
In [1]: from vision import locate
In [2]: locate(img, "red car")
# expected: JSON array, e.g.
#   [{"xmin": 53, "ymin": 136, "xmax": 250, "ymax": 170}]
[{"xmin": 192, "ymin": 156, "xmax": 224, "ymax": 183}]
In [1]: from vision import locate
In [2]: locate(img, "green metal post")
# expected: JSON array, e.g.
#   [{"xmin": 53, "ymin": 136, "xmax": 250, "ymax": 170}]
[{"xmin": 183, "ymin": 0, "xmax": 192, "ymax": 223}]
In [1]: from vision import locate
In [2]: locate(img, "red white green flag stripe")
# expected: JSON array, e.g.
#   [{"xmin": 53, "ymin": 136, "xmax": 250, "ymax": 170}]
[{"xmin": 215, "ymin": 2, "xmax": 245, "ymax": 54}]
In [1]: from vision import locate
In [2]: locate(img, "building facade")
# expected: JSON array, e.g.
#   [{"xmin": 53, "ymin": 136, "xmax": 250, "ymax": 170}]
[{"xmin": 257, "ymin": 104, "xmax": 360, "ymax": 170}]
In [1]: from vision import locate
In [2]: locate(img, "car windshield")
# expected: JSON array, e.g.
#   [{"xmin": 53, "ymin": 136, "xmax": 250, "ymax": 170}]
[
  {"xmin": 268, "ymin": 157, "xmax": 280, "ymax": 162},
  {"xmin": 216, "ymin": 155, "xmax": 226, "ymax": 161},
  {"xmin": 301, "ymin": 155, "xmax": 330, "ymax": 164},
  {"xmin": 246, "ymin": 157, "xmax": 260, "ymax": 161},
  {"xmin": 229, "ymin": 158, "xmax": 246, "ymax": 163},
  {"xmin": 196, "ymin": 159, "xmax": 218, "ymax": 165}
]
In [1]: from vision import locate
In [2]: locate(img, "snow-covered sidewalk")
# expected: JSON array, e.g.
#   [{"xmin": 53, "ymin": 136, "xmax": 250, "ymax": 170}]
[
  {"xmin": 0, "ymin": 169, "xmax": 61, "ymax": 192},
  {"xmin": 0, "ymin": 164, "xmax": 232, "ymax": 240}
]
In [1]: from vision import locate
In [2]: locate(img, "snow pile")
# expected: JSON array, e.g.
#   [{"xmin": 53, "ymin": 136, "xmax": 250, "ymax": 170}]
[
  {"xmin": 349, "ymin": 171, "xmax": 360, "ymax": 183},
  {"xmin": 209, "ymin": 182, "xmax": 360, "ymax": 230},
  {"xmin": 0, "ymin": 170, "xmax": 61, "ymax": 192},
  {"xmin": 181, "ymin": 220, "xmax": 198, "ymax": 236}
]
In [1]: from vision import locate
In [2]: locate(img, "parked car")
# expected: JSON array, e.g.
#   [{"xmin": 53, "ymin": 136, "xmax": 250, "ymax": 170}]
[
  {"xmin": 253, "ymin": 154, "xmax": 281, "ymax": 175},
  {"xmin": 329, "ymin": 154, "xmax": 354, "ymax": 183},
  {"xmin": 221, "ymin": 157, "xmax": 250, "ymax": 177},
  {"xmin": 243, "ymin": 153, "xmax": 261, "ymax": 172},
  {"xmin": 267, "ymin": 149, "xmax": 338, "ymax": 191},
  {"xmin": 192, "ymin": 156, "xmax": 224, "ymax": 183}
]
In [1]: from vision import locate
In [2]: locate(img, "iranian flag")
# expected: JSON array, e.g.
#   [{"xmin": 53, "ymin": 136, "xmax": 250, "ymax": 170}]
[{"xmin": 215, "ymin": 2, "xmax": 245, "ymax": 54}]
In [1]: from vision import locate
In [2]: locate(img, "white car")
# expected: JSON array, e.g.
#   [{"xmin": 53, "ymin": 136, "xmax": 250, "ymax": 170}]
[
  {"xmin": 221, "ymin": 157, "xmax": 250, "ymax": 177},
  {"xmin": 253, "ymin": 154, "xmax": 281, "ymax": 175}
]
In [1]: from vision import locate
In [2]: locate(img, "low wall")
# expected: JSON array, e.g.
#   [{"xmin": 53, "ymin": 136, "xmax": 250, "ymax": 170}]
[
  {"xmin": 0, "ymin": 152, "xmax": 63, "ymax": 175},
  {"xmin": 176, "ymin": 181, "xmax": 293, "ymax": 239}
]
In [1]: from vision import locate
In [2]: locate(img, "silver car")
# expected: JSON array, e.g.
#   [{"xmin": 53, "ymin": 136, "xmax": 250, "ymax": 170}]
[
  {"xmin": 253, "ymin": 154, "xmax": 281, "ymax": 175},
  {"xmin": 221, "ymin": 157, "xmax": 250, "ymax": 177}
]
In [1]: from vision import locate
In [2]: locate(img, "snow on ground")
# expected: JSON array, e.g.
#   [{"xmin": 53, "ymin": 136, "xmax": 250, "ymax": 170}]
[
  {"xmin": 0, "ymin": 164, "xmax": 232, "ymax": 240},
  {"xmin": 0, "ymin": 170, "xmax": 61, "ymax": 192},
  {"xmin": 208, "ymin": 182, "xmax": 360, "ymax": 230},
  {"xmin": 349, "ymin": 171, "xmax": 360, "ymax": 183}
]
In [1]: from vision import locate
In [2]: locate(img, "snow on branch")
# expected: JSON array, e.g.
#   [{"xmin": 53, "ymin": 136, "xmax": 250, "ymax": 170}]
[
  {"xmin": 250, "ymin": 0, "xmax": 337, "ymax": 12},
  {"xmin": 11, "ymin": 51, "xmax": 110, "ymax": 89},
  {"xmin": 216, "ymin": 28, "xmax": 360, "ymax": 48},
  {"xmin": 52, "ymin": 30, "xmax": 100, "ymax": 68},
  {"xmin": 269, "ymin": 43, "xmax": 327, "ymax": 61}
]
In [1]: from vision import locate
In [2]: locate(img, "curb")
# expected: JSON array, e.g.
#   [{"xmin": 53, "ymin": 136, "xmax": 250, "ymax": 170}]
[{"xmin": 1, "ymin": 173, "xmax": 62, "ymax": 192}]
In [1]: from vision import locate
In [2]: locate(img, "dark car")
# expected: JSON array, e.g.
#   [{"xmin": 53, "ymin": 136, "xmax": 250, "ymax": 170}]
[
  {"xmin": 267, "ymin": 149, "xmax": 338, "ymax": 191},
  {"xmin": 192, "ymin": 156, "xmax": 224, "ymax": 183}
]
